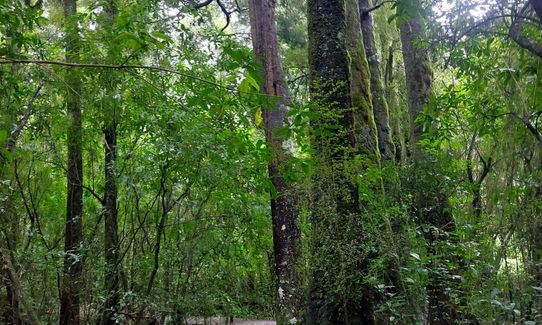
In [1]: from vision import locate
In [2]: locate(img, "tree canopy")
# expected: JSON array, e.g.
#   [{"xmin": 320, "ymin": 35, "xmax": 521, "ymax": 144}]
[{"xmin": 0, "ymin": 0, "xmax": 540, "ymax": 324}]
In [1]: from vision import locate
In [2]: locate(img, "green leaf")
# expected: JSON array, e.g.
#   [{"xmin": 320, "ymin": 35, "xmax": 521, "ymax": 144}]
[{"xmin": 115, "ymin": 32, "xmax": 144, "ymax": 49}]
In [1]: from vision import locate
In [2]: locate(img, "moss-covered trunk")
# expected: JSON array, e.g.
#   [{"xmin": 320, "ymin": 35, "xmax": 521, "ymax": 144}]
[
  {"xmin": 307, "ymin": 0, "xmax": 379, "ymax": 323},
  {"xmin": 359, "ymin": 0, "xmax": 395, "ymax": 161}
]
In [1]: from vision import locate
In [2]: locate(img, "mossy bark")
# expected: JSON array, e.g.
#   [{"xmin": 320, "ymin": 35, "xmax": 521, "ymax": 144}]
[
  {"xmin": 359, "ymin": 0, "xmax": 395, "ymax": 162},
  {"xmin": 307, "ymin": 0, "xmax": 378, "ymax": 323}
]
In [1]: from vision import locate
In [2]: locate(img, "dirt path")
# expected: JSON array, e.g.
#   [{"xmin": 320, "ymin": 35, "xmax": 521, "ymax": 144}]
[
  {"xmin": 232, "ymin": 321, "xmax": 276, "ymax": 325},
  {"xmin": 184, "ymin": 317, "xmax": 276, "ymax": 325}
]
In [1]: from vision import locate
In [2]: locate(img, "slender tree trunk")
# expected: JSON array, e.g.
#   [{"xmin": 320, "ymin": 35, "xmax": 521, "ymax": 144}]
[
  {"xmin": 59, "ymin": 0, "xmax": 84, "ymax": 324},
  {"xmin": 248, "ymin": 1, "xmax": 301, "ymax": 322},
  {"xmin": 102, "ymin": 125, "xmax": 119, "ymax": 324},
  {"xmin": 360, "ymin": 0, "xmax": 395, "ymax": 161},
  {"xmin": 384, "ymin": 42, "xmax": 407, "ymax": 162},
  {"xmin": 399, "ymin": 1, "xmax": 432, "ymax": 154},
  {"xmin": 399, "ymin": 1, "xmax": 459, "ymax": 323},
  {"xmin": 102, "ymin": 2, "xmax": 120, "ymax": 324},
  {"xmin": 307, "ymin": 0, "xmax": 379, "ymax": 323}
]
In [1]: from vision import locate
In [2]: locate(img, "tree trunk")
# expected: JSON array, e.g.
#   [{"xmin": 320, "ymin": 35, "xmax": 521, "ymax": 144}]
[
  {"xmin": 359, "ymin": 0, "xmax": 395, "ymax": 161},
  {"xmin": 307, "ymin": 0, "xmax": 379, "ymax": 322},
  {"xmin": 399, "ymin": 1, "xmax": 432, "ymax": 154},
  {"xmin": 529, "ymin": 0, "xmax": 542, "ymax": 21},
  {"xmin": 384, "ymin": 42, "xmax": 407, "ymax": 162},
  {"xmin": 248, "ymin": 1, "xmax": 301, "ymax": 322},
  {"xmin": 102, "ymin": 2, "xmax": 120, "ymax": 324},
  {"xmin": 102, "ymin": 125, "xmax": 119, "ymax": 325},
  {"xmin": 399, "ymin": 0, "xmax": 459, "ymax": 323},
  {"xmin": 59, "ymin": 0, "xmax": 84, "ymax": 324}
]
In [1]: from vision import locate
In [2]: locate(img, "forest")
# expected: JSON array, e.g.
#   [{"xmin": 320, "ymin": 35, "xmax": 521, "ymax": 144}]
[{"xmin": 0, "ymin": 0, "xmax": 541, "ymax": 324}]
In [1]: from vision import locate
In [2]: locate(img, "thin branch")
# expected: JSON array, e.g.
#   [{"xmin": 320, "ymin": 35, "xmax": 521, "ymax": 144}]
[
  {"xmin": 82, "ymin": 184, "xmax": 105, "ymax": 205},
  {"xmin": 0, "ymin": 58, "xmax": 235, "ymax": 91},
  {"xmin": 508, "ymin": 111, "xmax": 542, "ymax": 144},
  {"xmin": 360, "ymin": 0, "xmax": 394, "ymax": 17},
  {"xmin": 0, "ymin": 58, "xmax": 277, "ymax": 98},
  {"xmin": 216, "ymin": 0, "xmax": 233, "ymax": 32},
  {"xmin": 193, "ymin": 0, "xmax": 213, "ymax": 9},
  {"xmin": 6, "ymin": 81, "xmax": 44, "ymax": 152}
]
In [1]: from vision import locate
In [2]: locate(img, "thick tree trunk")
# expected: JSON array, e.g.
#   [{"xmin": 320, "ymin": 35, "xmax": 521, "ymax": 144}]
[
  {"xmin": 102, "ymin": 2, "xmax": 120, "ymax": 324},
  {"xmin": 248, "ymin": 1, "xmax": 301, "ymax": 322},
  {"xmin": 59, "ymin": 0, "xmax": 84, "ymax": 324},
  {"xmin": 307, "ymin": 0, "xmax": 379, "ymax": 323},
  {"xmin": 359, "ymin": 0, "xmax": 395, "ymax": 161},
  {"xmin": 399, "ymin": 0, "xmax": 459, "ymax": 323}
]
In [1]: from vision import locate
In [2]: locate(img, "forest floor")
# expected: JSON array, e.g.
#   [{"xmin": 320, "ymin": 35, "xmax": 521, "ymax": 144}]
[{"xmin": 184, "ymin": 317, "xmax": 276, "ymax": 325}]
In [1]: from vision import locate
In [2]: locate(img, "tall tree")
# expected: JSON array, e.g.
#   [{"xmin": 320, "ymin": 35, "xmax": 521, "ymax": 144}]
[
  {"xmin": 307, "ymin": 0, "xmax": 380, "ymax": 322},
  {"xmin": 102, "ymin": 1, "xmax": 121, "ymax": 324},
  {"xmin": 399, "ymin": 0, "xmax": 459, "ymax": 323},
  {"xmin": 359, "ymin": 0, "xmax": 395, "ymax": 161},
  {"xmin": 59, "ymin": 0, "xmax": 84, "ymax": 323},
  {"xmin": 248, "ymin": 0, "xmax": 301, "ymax": 322}
]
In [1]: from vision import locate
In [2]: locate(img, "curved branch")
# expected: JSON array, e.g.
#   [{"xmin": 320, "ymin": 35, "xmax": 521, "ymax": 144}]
[
  {"xmin": 508, "ymin": 19, "xmax": 542, "ymax": 58},
  {"xmin": 193, "ymin": 0, "xmax": 213, "ymax": 9}
]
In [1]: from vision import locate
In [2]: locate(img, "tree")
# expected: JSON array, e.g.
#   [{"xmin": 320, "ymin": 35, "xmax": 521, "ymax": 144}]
[
  {"xmin": 360, "ymin": 0, "xmax": 395, "ymax": 161},
  {"xmin": 101, "ymin": 1, "xmax": 121, "ymax": 323},
  {"xmin": 248, "ymin": 0, "xmax": 301, "ymax": 323},
  {"xmin": 59, "ymin": 0, "xmax": 84, "ymax": 323},
  {"xmin": 307, "ymin": 0, "xmax": 380, "ymax": 322},
  {"xmin": 399, "ymin": 0, "xmax": 459, "ymax": 322}
]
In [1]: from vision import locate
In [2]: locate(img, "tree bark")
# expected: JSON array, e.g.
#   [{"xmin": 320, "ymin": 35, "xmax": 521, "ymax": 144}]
[
  {"xmin": 59, "ymin": 0, "xmax": 84, "ymax": 324},
  {"xmin": 360, "ymin": 0, "xmax": 395, "ymax": 161},
  {"xmin": 399, "ymin": 0, "xmax": 459, "ymax": 323},
  {"xmin": 248, "ymin": 1, "xmax": 301, "ymax": 323},
  {"xmin": 508, "ymin": 19, "xmax": 542, "ymax": 59},
  {"xmin": 102, "ymin": 2, "xmax": 120, "ymax": 324},
  {"xmin": 307, "ymin": 0, "xmax": 379, "ymax": 322},
  {"xmin": 102, "ymin": 125, "xmax": 120, "ymax": 325},
  {"xmin": 529, "ymin": 0, "xmax": 542, "ymax": 21}
]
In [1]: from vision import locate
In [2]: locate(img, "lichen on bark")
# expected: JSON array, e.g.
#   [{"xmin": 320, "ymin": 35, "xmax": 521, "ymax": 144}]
[{"xmin": 306, "ymin": 0, "xmax": 379, "ymax": 323}]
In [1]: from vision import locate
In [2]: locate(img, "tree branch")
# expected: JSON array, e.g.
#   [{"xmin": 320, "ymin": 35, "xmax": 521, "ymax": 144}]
[
  {"xmin": 360, "ymin": 0, "xmax": 394, "ymax": 17},
  {"xmin": 216, "ymin": 0, "xmax": 231, "ymax": 32},
  {"xmin": 82, "ymin": 184, "xmax": 105, "ymax": 206},
  {"xmin": 0, "ymin": 58, "xmax": 235, "ymax": 91},
  {"xmin": 6, "ymin": 81, "xmax": 44, "ymax": 152},
  {"xmin": 508, "ymin": 111, "xmax": 542, "ymax": 144},
  {"xmin": 508, "ymin": 18, "xmax": 542, "ymax": 59},
  {"xmin": 193, "ymin": 0, "xmax": 213, "ymax": 9}
]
